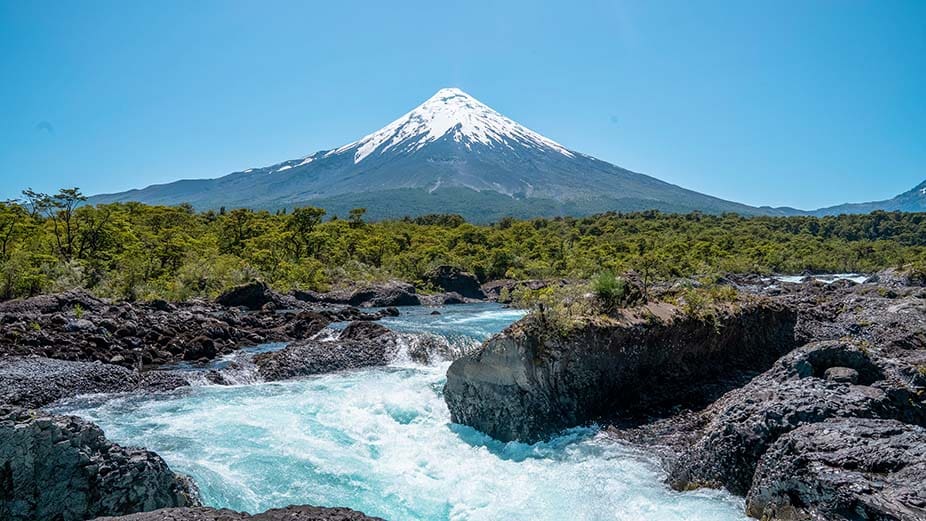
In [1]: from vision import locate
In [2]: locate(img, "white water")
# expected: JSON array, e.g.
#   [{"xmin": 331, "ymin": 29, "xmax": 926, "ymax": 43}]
[
  {"xmin": 772, "ymin": 273, "xmax": 868, "ymax": 284},
  {"xmin": 51, "ymin": 304, "xmax": 748, "ymax": 521}
]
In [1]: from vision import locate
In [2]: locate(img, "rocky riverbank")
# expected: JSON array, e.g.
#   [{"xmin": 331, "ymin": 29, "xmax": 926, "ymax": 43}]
[
  {"xmin": 444, "ymin": 272, "xmax": 926, "ymax": 520},
  {"xmin": 0, "ymin": 406, "xmax": 198, "ymax": 521},
  {"xmin": 0, "ymin": 282, "xmax": 429, "ymax": 521},
  {"xmin": 0, "ymin": 283, "xmax": 399, "ymax": 370},
  {"xmin": 0, "ymin": 281, "xmax": 408, "ymax": 409},
  {"xmin": 0, "ymin": 275, "xmax": 493, "ymax": 521},
  {"xmin": 94, "ymin": 505, "xmax": 384, "ymax": 520}
]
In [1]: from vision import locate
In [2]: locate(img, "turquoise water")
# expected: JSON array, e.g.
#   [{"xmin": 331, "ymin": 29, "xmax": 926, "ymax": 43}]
[{"xmin": 52, "ymin": 303, "xmax": 748, "ymax": 521}]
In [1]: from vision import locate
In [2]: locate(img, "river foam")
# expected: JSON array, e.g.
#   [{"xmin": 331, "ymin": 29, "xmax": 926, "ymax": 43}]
[{"xmin": 52, "ymin": 303, "xmax": 748, "ymax": 521}]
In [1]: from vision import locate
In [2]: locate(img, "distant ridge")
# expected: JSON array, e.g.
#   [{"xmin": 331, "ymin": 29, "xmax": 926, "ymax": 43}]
[{"xmin": 812, "ymin": 180, "xmax": 926, "ymax": 216}]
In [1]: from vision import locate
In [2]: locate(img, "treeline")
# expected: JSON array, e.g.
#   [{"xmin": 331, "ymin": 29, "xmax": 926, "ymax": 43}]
[{"xmin": 1, "ymin": 187, "xmax": 924, "ymax": 301}]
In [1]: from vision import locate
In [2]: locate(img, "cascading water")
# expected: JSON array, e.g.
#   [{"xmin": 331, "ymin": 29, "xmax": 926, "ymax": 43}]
[{"xmin": 50, "ymin": 303, "xmax": 748, "ymax": 521}]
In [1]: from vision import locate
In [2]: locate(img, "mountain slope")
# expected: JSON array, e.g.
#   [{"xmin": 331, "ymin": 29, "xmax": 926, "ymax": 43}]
[
  {"xmin": 813, "ymin": 180, "xmax": 926, "ymax": 216},
  {"xmin": 89, "ymin": 88, "xmax": 795, "ymax": 220}
]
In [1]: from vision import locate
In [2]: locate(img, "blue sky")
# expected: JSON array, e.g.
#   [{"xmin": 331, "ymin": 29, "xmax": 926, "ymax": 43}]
[{"xmin": 1, "ymin": 0, "xmax": 923, "ymax": 209}]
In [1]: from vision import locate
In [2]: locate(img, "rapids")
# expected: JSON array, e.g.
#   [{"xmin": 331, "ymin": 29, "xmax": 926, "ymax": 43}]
[{"xmin": 51, "ymin": 303, "xmax": 748, "ymax": 521}]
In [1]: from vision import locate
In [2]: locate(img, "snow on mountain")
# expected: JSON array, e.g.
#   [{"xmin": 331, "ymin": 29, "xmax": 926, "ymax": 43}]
[
  {"xmin": 329, "ymin": 87, "xmax": 574, "ymax": 163},
  {"xmin": 88, "ymin": 87, "xmax": 799, "ymax": 221}
]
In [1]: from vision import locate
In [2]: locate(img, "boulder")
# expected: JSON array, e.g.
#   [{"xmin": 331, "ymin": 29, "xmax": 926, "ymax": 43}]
[
  {"xmin": 0, "ymin": 289, "xmax": 105, "ymax": 315},
  {"xmin": 337, "ymin": 321, "xmax": 392, "ymax": 341},
  {"xmin": 668, "ymin": 340, "xmax": 926, "ymax": 496},
  {"xmin": 444, "ymin": 300, "xmax": 799, "ymax": 442},
  {"xmin": 425, "ymin": 266, "xmax": 486, "ymax": 300},
  {"xmin": 254, "ymin": 322, "xmax": 400, "ymax": 381},
  {"xmin": 281, "ymin": 311, "xmax": 331, "ymax": 339},
  {"xmin": 419, "ymin": 292, "xmax": 467, "ymax": 306},
  {"xmin": 867, "ymin": 267, "xmax": 926, "ymax": 288},
  {"xmin": 0, "ymin": 407, "xmax": 197, "ymax": 521},
  {"xmin": 293, "ymin": 281, "xmax": 420, "ymax": 308},
  {"xmin": 746, "ymin": 419, "xmax": 926, "ymax": 521},
  {"xmin": 347, "ymin": 282, "xmax": 421, "ymax": 307},
  {"xmin": 94, "ymin": 505, "xmax": 384, "ymax": 520},
  {"xmin": 216, "ymin": 281, "xmax": 273, "ymax": 310}
]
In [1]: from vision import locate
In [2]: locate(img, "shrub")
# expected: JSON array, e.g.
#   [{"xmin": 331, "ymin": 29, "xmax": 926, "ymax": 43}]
[
  {"xmin": 512, "ymin": 284, "xmax": 594, "ymax": 335},
  {"xmin": 591, "ymin": 271, "xmax": 627, "ymax": 311}
]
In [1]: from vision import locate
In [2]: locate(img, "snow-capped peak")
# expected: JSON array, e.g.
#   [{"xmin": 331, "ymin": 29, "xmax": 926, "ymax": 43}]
[{"xmin": 331, "ymin": 87, "xmax": 574, "ymax": 163}]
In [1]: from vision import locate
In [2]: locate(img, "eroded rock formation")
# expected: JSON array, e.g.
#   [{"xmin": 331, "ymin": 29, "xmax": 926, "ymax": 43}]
[
  {"xmin": 445, "ymin": 300, "xmax": 799, "ymax": 442},
  {"xmin": 94, "ymin": 505, "xmax": 384, "ymax": 521},
  {"xmin": 0, "ymin": 407, "xmax": 197, "ymax": 521},
  {"xmin": 444, "ymin": 276, "xmax": 926, "ymax": 520}
]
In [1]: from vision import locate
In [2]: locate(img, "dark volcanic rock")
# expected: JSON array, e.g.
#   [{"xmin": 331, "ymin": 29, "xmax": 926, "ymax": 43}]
[
  {"xmin": 254, "ymin": 321, "xmax": 400, "ymax": 381},
  {"xmin": 444, "ymin": 300, "xmax": 799, "ymax": 442},
  {"xmin": 94, "ymin": 505, "xmax": 384, "ymax": 520},
  {"xmin": 444, "ymin": 275, "xmax": 926, "ymax": 519},
  {"xmin": 0, "ymin": 356, "xmax": 188, "ymax": 408},
  {"xmin": 745, "ymin": 419, "xmax": 926, "ymax": 521},
  {"xmin": 867, "ymin": 267, "xmax": 926, "ymax": 288},
  {"xmin": 0, "ymin": 289, "xmax": 105, "ymax": 315},
  {"xmin": 0, "ymin": 290, "xmax": 347, "ymax": 369},
  {"xmin": 418, "ymin": 291, "xmax": 468, "ymax": 306},
  {"xmin": 668, "ymin": 339, "xmax": 926, "ymax": 496},
  {"xmin": 0, "ymin": 406, "xmax": 197, "ymax": 521},
  {"xmin": 337, "ymin": 321, "xmax": 392, "ymax": 341},
  {"xmin": 347, "ymin": 282, "xmax": 421, "ymax": 307},
  {"xmin": 294, "ymin": 281, "xmax": 421, "ymax": 307},
  {"xmin": 425, "ymin": 266, "xmax": 486, "ymax": 300},
  {"xmin": 216, "ymin": 281, "xmax": 273, "ymax": 310}
]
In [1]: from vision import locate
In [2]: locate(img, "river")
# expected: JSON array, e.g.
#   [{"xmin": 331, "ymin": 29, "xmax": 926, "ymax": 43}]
[{"xmin": 51, "ymin": 303, "xmax": 747, "ymax": 521}]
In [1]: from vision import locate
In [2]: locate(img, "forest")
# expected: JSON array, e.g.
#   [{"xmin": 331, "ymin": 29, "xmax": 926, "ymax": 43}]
[{"xmin": 1, "ymin": 187, "xmax": 924, "ymax": 301}]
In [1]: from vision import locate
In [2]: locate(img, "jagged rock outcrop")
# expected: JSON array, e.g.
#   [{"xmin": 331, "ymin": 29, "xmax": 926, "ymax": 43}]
[
  {"xmin": 0, "ymin": 356, "xmax": 187, "ymax": 408},
  {"xmin": 667, "ymin": 340, "xmax": 926, "ymax": 495},
  {"xmin": 94, "ymin": 505, "xmax": 384, "ymax": 520},
  {"xmin": 444, "ymin": 300, "xmax": 799, "ymax": 442},
  {"xmin": 254, "ymin": 321, "xmax": 400, "ymax": 380},
  {"xmin": 866, "ymin": 267, "xmax": 926, "ymax": 288},
  {"xmin": 745, "ymin": 419, "xmax": 926, "ymax": 521},
  {"xmin": 293, "ymin": 281, "xmax": 421, "ymax": 307},
  {"xmin": 0, "ymin": 407, "xmax": 197, "ymax": 521},
  {"xmin": 0, "ymin": 290, "xmax": 392, "ymax": 369},
  {"xmin": 444, "ymin": 277, "xmax": 926, "ymax": 519},
  {"xmin": 424, "ymin": 266, "xmax": 486, "ymax": 300}
]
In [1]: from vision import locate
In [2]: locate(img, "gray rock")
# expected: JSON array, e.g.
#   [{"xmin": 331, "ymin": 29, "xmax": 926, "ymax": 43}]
[
  {"xmin": 419, "ymin": 292, "xmax": 468, "ymax": 306},
  {"xmin": 425, "ymin": 266, "xmax": 486, "ymax": 300},
  {"xmin": 823, "ymin": 366, "xmax": 858, "ymax": 383},
  {"xmin": 0, "ymin": 356, "xmax": 188, "ymax": 408},
  {"xmin": 293, "ymin": 281, "xmax": 421, "ymax": 308},
  {"xmin": 254, "ymin": 321, "xmax": 400, "ymax": 381},
  {"xmin": 93, "ymin": 505, "xmax": 384, "ymax": 520},
  {"xmin": 0, "ymin": 289, "xmax": 351, "ymax": 369},
  {"xmin": 668, "ymin": 340, "xmax": 926, "ymax": 496},
  {"xmin": 215, "ymin": 281, "xmax": 273, "ymax": 310},
  {"xmin": 746, "ymin": 419, "xmax": 926, "ymax": 521},
  {"xmin": 0, "ymin": 406, "xmax": 197, "ymax": 521},
  {"xmin": 444, "ymin": 301, "xmax": 800, "ymax": 442}
]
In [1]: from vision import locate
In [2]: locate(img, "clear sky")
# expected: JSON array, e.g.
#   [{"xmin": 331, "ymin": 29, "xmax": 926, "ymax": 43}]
[{"xmin": 1, "ymin": 0, "xmax": 924, "ymax": 210}]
